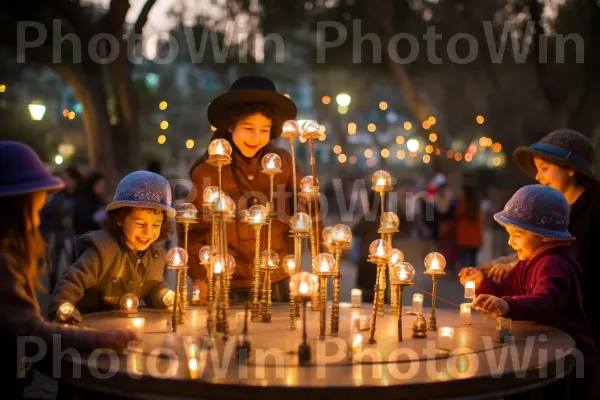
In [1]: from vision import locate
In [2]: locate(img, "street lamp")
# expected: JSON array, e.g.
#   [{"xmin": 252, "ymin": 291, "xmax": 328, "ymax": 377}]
[{"xmin": 28, "ymin": 102, "xmax": 46, "ymax": 121}]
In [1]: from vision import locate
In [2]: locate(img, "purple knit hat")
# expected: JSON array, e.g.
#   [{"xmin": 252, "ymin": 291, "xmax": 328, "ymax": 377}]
[
  {"xmin": 494, "ymin": 185, "xmax": 574, "ymax": 240},
  {"xmin": 106, "ymin": 171, "xmax": 176, "ymax": 217}
]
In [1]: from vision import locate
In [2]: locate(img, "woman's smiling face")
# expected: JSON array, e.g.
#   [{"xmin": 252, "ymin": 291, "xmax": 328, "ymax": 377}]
[{"xmin": 231, "ymin": 113, "xmax": 272, "ymax": 157}]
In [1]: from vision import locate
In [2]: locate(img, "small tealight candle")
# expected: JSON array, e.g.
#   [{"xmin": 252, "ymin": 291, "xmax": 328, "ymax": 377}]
[
  {"xmin": 437, "ymin": 327, "xmax": 454, "ymax": 350},
  {"xmin": 495, "ymin": 317, "xmax": 512, "ymax": 343},
  {"xmin": 460, "ymin": 303, "xmax": 472, "ymax": 325},
  {"xmin": 130, "ymin": 318, "xmax": 145, "ymax": 338},
  {"xmin": 464, "ymin": 281, "xmax": 475, "ymax": 299},
  {"xmin": 412, "ymin": 294, "xmax": 423, "ymax": 314},
  {"xmin": 351, "ymin": 333, "xmax": 363, "ymax": 353},
  {"xmin": 350, "ymin": 289, "xmax": 362, "ymax": 308}
]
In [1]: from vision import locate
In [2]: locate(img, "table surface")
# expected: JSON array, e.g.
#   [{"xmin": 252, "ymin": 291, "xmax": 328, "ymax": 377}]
[{"xmin": 62, "ymin": 303, "xmax": 578, "ymax": 400}]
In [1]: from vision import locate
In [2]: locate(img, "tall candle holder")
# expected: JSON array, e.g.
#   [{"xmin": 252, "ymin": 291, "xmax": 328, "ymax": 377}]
[
  {"xmin": 212, "ymin": 196, "xmax": 235, "ymax": 334},
  {"xmin": 290, "ymin": 212, "xmax": 311, "ymax": 327},
  {"xmin": 322, "ymin": 226, "xmax": 334, "ymax": 253},
  {"xmin": 366, "ymin": 239, "xmax": 391, "ymax": 344},
  {"xmin": 372, "ymin": 171, "xmax": 394, "ymax": 317},
  {"xmin": 299, "ymin": 175, "xmax": 320, "ymax": 311},
  {"xmin": 248, "ymin": 205, "xmax": 268, "ymax": 321},
  {"xmin": 259, "ymin": 249, "xmax": 279, "ymax": 322},
  {"xmin": 203, "ymin": 186, "xmax": 223, "ymax": 302},
  {"xmin": 300, "ymin": 121, "xmax": 322, "ymax": 256},
  {"xmin": 424, "ymin": 252, "xmax": 447, "ymax": 331},
  {"xmin": 282, "ymin": 255, "xmax": 298, "ymax": 330},
  {"xmin": 289, "ymin": 272, "xmax": 318, "ymax": 365},
  {"xmin": 387, "ymin": 248, "xmax": 404, "ymax": 315},
  {"xmin": 329, "ymin": 224, "xmax": 352, "ymax": 336},
  {"xmin": 389, "ymin": 262, "xmax": 415, "ymax": 342},
  {"xmin": 198, "ymin": 245, "xmax": 216, "ymax": 302},
  {"xmin": 281, "ymin": 120, "xmax": 300, "ymax": 216},
  {"xmin": 315, "ymin": 253, "xmax": 335, "ymax": 339},
  {"xmin": 166, "ymin": 247, "xmax": 188, "ymax": 331},
  {"xmin": 176, "ymin": 203, "xmax": 198, "ymax": 318}
]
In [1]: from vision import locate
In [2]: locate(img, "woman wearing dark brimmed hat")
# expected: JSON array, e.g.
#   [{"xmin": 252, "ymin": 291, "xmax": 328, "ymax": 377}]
[
  {"xmin": 0, "ymin": 142, "xmax": 137, "ymax": 398},
  {"xmin": 481, "ymin": 129, "xmax": 600, "ymax": 393},
  {"xmin": 185, "ymin": 76, "xmax": 319, "ymax": 303}
]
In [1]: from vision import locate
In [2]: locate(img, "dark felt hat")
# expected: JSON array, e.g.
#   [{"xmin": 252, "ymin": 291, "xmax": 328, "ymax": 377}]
[
  {"xmin": 0, "ymin": 141, "xmax": 64, "ymax": 197},
  {"xmin": 514, "ymin": 129, "xmax": 598, "ymax": 184},
  {"xmin": 207, "ymin": 76, "xmax": 297, "ymax": 129}
]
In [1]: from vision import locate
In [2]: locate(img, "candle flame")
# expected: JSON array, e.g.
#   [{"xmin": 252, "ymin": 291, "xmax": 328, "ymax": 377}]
[
  {"xmin": 173, "ymin": 252, "xmax": 182, "ymax": 266},
  {"xmin": 465, "ymin": 281, "xmax": 475, "ymax": 289},
  {"xmin": 376, "ymin": 177, "xmax": 386, "ymax": 187},
  {"xmin": 376, "ymin": 241, "xmax": 385, "ymax": 256},
  {"xmin": 216, "ymin": 141, "xmax": 224, "ymax": 155},
  {"xmin": 126, "ymin": 299, "xmax": 133, "ymax": 309},
  {"xmin": 267, "ymin": 159, "xmax": 276, "ymax": 169},
  {"xmin": 214, "ymin": 261, "xmax": 223, "ymax": 274},
  {"xmin": 440, "ymin": 327, "xmax": 453, "ymax": 337},
  {"xmin": 461, "ymin": 304, "xmax": 471, "ymax": 312},
  {"xmin": 321, "ymin": 260, "xmax": 330, "ymax": 272},
  {"xmin": 431, "ymin": 257, "xmax": 440, "ymax": 270}
]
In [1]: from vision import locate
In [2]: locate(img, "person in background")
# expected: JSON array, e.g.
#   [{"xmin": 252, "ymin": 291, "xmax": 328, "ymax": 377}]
[
  {"xmin": 48, "ymin": 171, "xmax": 177, "ymax": 320},
  {"xmin": 461, "ymin": 185, "xmax": 595, "ymax": 398},
  {"xmin": 456, "ymin": 184, "xmax": 483, "ymax": 267},
  {"xmin": 432, "ymin": 176, "xmax": 458, "ymax": 271},
  {"xmin": 73, "ymin": 172, "xmax": 108, "ymax": 236},
  {"xmin": 0, "ymin": 142, "xmax": 136, "ymax": 398},
  {"xmin": 41, "ymin": 166, "xmax": 83, "ymax": 292}
]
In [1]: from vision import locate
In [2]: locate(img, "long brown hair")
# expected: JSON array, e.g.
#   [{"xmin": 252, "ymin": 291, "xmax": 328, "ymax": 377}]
[{"xmin": 0, "ymin": 194, "xmax": 46, "ymax": 291}]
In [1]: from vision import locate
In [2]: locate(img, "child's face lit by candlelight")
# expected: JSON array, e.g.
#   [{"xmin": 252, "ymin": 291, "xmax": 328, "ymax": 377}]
[
  {"xmin": 31, "ymin": 191, "xmax": 47, "ymax": 228},
  {"xmin": 118, "ymin": 208, "xmax": 164, "ymax": 251},
  {"xmin": 231, "ymin": 113, "xmax": 272, "ymax": 158},
  {"xmin": 533, "ymin": 157, "xmax": 575, "ymax": 195},
  {"xmin": 505, "ymin": 225, "xmax": 545, "ymax": 261}
]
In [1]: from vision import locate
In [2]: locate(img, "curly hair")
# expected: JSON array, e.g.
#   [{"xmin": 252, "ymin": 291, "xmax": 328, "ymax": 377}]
[{"xmin": 103, "ymin": 207, "xmax": 172, "ymax": 245}]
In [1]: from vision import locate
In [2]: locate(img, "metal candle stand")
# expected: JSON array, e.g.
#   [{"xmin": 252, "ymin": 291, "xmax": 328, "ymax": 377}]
[
  {"xmin": 299, "ymin": 188, "xmax": 320, "ymax": 312},
  {"xmin": 330, "ymin": 240, "xmax": 351, "ymax": 336},
  {"xmin": 395, "ymin": 282, "xmax": 413, "ymax": 342},
  {"xmin": 366, "ymin": 253, "xmax": 390, "ymax": 344},
  {"xmin": 175, "ymin": 206, "xmax": 199, "ymax": 321},
  {"xmin": 423, "ymin": 252, "xmax": 447, "ymax": 332},
  {"xmin": 289, "ymin": 230, "xmax": 310, "ymax": 330}
]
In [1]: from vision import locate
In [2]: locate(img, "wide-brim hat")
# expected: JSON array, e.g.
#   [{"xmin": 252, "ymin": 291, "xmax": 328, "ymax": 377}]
[
  {"xmin": 514, "ymin": 129, "xmax": 598, "ymax": 184},
  {"xmin": 493, "ymin": 184, "xmax": 574, "ymax": 240},
  {"xmin": 107, "ymin": 171, "xmax": 176, "ymax": 217},
  {"xmin": 0, "ymin": 141, "xmax": 64, "ymax": 197},
  {"xmin": 207, "ymin": 76, "xmax": 297, "ymax": 130}
]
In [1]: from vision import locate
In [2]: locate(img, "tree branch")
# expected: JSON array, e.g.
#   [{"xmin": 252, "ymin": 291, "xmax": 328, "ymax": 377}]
[
  {"xmin": 528, "ymin": 0, "xmax": 557, "ymax": 111},
  {"xmin": 131, "ymin": 0, "xmax": 157, "ymax": 38},
  {"xmin": 104, "ymin": 0, "xmax": 130, "ymax": 36}
]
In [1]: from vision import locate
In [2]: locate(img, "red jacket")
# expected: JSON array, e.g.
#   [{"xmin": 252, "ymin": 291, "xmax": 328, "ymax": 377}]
[{"xmin": 476, "ymin": 242, "xmax": 596, "ymax": 368}]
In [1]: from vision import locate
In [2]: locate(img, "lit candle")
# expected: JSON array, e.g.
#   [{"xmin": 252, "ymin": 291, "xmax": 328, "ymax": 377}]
[
  {"xmin": 188, "ymin": 359, "xmax": 199, "ymax": 380},
  {"xmin": 412, "ymin": 294, "xmax": 423, "ymax": 314},
  {"xmin": 464, "ymin": 281, "xmax": 475, "ymax": 299},
  {"xmin": 192, "ymin": 288, "xmax": 201, "ymax": 304},
  {"xmin": 495, "ymin": 317, "xmax": 512, "ymax": 343},
  {"xmin": 351, "ymin": 289, "xmax": 362, "ymax": 308},
  {"xmin": 216, "ymin": 141, "xmax": 225, "ymax": 155},
  {"xmin": 320, "ymin": 259, "xmax": 331, "ymax": 273},
  {"xmin": 130, "ymin": 318, "xmax": 145, "ymax": 338},
  {"xmin": 267, "ymin": 159, "xmax": 276, "ymax": 169},
  {"xmin": 127, "ymin": 352, "xmax": 143, "ymax": 375},
  {"xmin": 126, "ymin": 298, "xmax": 133, "ymax": 310},
  {"xmin": 173, "ymin": 252, "xmax": 182, "ymax": 267},
  {"xmin": 214, "ymin": 261, "xmax": 223, "ymax": 274},
  {"xmin": 375, "ymin": 241, "xmax": 386, "ymax": 257},
  {"xmin": 437, "ymin": 327, "xmax": 454, "ymax": 350},
  {"xmin": 351, "ymin": 333, "xmax": 363, "ymax": 352},
  {"xmin": 376, "ymin": 177, "xmax": 387, "ymax": 187},
  {"xmin": 299, "ymin": 282, "xmax": 309, "ymax": 295},
  {"xmin": 430, "ymin": 257, "xmax": 440, "ymax": 271},
  {"xmin": 399, "ymin": 268, "xmax": 409, "ymax": 282},
  {"xmin": 460, "ymin": 303, "xmax": 471, "ymax": 325}
]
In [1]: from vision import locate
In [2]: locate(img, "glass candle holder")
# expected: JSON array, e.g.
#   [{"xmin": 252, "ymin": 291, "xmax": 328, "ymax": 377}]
[
  {"xmin": 282, "ymin": 255, "xmax": 296, "ymax": 275},
  {"xmin": 216, "ymin": 195, "xmax": 236, "ymax": 215},
  {"xmin": 372, "ymin": 170, "xmax": 392, "ymax": 191},
  {"xmin": 315, "ymin": 253, "xmax": 335, "ymax": 275},
  {"xmin": 130, "ymin": 317, "xmax": 145, "ymax": 338},
  {"xmin": 261, "ymin": 153, "xmax": 282, "ymax": 172},
  {"xmin": 238, "ymin": 209, "xmax": 249, "ymax": 224},
  {"xmin": 331, "ymin": 224, "xmax": 352, "ymax": 244},
  {"xmin": 281, "ymin": 120, "xmax": 300, "ymax": 139},
  {"xmin": 120, "ymin": 293, "xmax": 139, "ymax": 313},
  {"xmin": 57, "ymin": 302, "xmax": 75, "ymax": 321},
  {"xmin": 167, "ymin": 247, "xmax": 188, "ymax": 267},
  {"xmin": 300, "ymin": 176, "xmax": 319, "ymax": 194},
  {"xmin": 289, "ymin": 272, "xmax": 318, "ymax": 300},
  {"xmin": 464, "ymin": 281, "xmax": 475, "ymax": 299},
  {"xmin": 389, "ymin": 249, "xmax": 405, "ymax": 265},
  {"xmin": 322, "ymin": 226, "xmax": 333, "ymax": 247},
  {"xmin": 351, "ymin": 289, "xmax": 362, "ymax": 308},
  {"xmin": 203, "ymin": 186, "xmax": 223, "ymax": 207},
  {"xmin": 495, "ymin": 317, "xmax": 512, "ymax": 343},
  {"xmin": 391, "ymin": 262, "xmax": 415, "ymax": 284},
  {"xmin": 424, "ymin": 252, "xmax": 446, "ymax": 274},
  {"xmin": 260, "ymin": 250, "xmax": 280, "ymax": 270},
  {"xmin": 300, "ymin": 120, "xmax": 320, "ymax": 140},
  {"xmin": 177, "ymin": 203, "xmax": 198, "ymax": 220},
  {"xmin": 290, "ymin": 212, "xmax": 312, "ymax": 233},
  {"xmin": 192, "ymin": 286, "xmax": 202, "ymax": 304},
  {"xmin": 248, "ymin": 205, "xmax": 268, "ymax": 225},
  {"xmin": 460, "ymin": 303, "xmax": 472, "ymax": 325},
  {"xmin": 412, "ymin": 294, "xmax": 423, "ymax": 314},
  {"xmin": 208, "ymin": 139, "xmax": 232, "ymax": 157},
  {"xmin": 437, "ymin": 327, "xmax": 454, "ymax": 350},
  {"xmin": 369, "ymin": 239, "xmax": 391, "ymax": 258},
  {"xmin": 198, "ymin": 245, "xmax": 215, "ymax": 265},
  {"xmin": 380, "ymin": 212, "xmax": 400, "ymax": 230}
]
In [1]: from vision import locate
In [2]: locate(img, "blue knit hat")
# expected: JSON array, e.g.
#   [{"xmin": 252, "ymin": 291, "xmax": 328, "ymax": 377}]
[
  {"xmin": 106, "ymin": 171, "xmax": 176, "ymax": 217},
  {"xmin": 0, "ymin": 141, "xmax": 64, "ymax": 197},
  {"xmin": 494, "ymin": 185, "xmax": 574, "ymax": 240}
]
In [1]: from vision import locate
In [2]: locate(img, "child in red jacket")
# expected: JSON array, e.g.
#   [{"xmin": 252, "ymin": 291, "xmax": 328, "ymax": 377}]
[{"xmin": 459, "ymin": 184, "xmax": 595, "ymax": 395}]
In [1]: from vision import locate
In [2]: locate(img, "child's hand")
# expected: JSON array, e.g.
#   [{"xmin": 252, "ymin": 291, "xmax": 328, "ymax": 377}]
[
  {"xmin": 95, "ymin": 328, "xmax": 140, "ymax": 351},
  {"xmin": 458, "ymin": 267, "xmax": 483, "ymax": 288},
  {"xmin": 487, "ymin": 263, "xmax": 513, "ymax": 282},
  {"xmin": 472, "ymin": 294, "xmax": 510, "ymax": 318}
]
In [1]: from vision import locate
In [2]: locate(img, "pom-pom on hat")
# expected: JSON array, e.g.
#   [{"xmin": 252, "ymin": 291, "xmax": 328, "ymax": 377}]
[
  {"xmin": 494, "ymin": 184, "xmax": 574, "ymax": 240},
  {"xmin": 107, "ymin": 171, "xmax": 176, "ymax": 217}
]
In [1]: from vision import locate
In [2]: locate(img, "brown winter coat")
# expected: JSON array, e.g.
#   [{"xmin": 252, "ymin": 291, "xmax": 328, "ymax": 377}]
[{"xmin": 186, "ymin": 146, "xmax": 320, "ymax": 289}]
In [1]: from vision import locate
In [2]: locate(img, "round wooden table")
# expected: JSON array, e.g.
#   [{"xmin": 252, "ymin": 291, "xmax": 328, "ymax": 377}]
[{"xmin": 59, "ymin": 303, "xmax": 579, "ymax": 400}]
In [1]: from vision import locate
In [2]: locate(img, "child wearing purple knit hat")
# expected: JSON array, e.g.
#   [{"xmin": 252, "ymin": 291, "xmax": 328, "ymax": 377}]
[{"xmin": 460, "ymin": 184, "xmax": 595, "ymax": 396}]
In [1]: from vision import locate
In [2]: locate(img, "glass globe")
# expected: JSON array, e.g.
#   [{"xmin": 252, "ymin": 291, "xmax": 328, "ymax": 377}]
[
  {"xmin": 261, "ymin": 250, "xmax": 280, "ymax": 270},
  {"xmin": 248, "ymin": 205, "xmax": 268, "ymax": 225},
  {"xmin": 300, "ymin": 120, "xmax": 320, "ymax": 140},
  {"xmin": 281, "ymin": 120, "xmax": 300, "ymax": 139},
  {"xmin": 391, "ymin": 262, "xmax": 415, "ymax": 283},
  {"xmin": 216, "ymin": 195, "xmax": 236, "ymax": 214},
  {"xmin": 57, "ymin": 302, "xmax": 75, "ymax": 321},
  {"xmin": 177, "ymin": 203, "xmax": 198, "ymax": 219},
  {"xmin": 167, "ymin": 247, "xmax": 188, "ymax": 267},
  {"xmin": 290, "ymin": 212, "xmax": 312, "ymax": 233},
  {"xmin": 238, "ymin": 209, "xmax": 249, "ymax": 223},
  {"xmin": 289, "ymin": 272, "xmax": 318, "ymax": 299},
  {"xmin": 212, "ymin": 255, "xmax": 226, "ymax": 274},
  {"xmin": 369, "ymin": 239, "xmax": 391, "ymax": 258},
  {"xmin": 208, "ymin": 139, "xmax": 232, "ymax": 157},
  {"xmin": 424, "ymin": 252, "xmax": 446, "ymax": 273},
  {"xmin": 225, "ymin": 254, "xmax": 236, "ymax": 277},
  {"xmin": 282, "ymin": 255, "xmax": 296, "ymax": 274},
  {"xmin": 372, "ymin": 170, "xmax": 392, "ymax": 190},
  {"xmin": 119, "ymin": 293, "xmax": 139, "ymax": 312},
  {"xmin": 315, "ymin": 253, "xmax": 335, "ymax": 275},
  {"xmin": 331, "ymin": 224, "xmax": 352, "ymax": 243},
  {"xmin": 203, "ymin": 186, "xmax": 223, "ymax": 206},
  {"xmin": 380, "ymin": 212, "xmax": 400, "ymax": 230},
  {"xmin": 261, "ymin": 153, "xmax": 282, "ymax": 172},
  {"xmin": 198, "ymin": 245, "xmax": 215, "ymax": 264},
  {"xmin": 389, "ymin": 249, "xmax": 405, "ymax": 265},
  {"xmin": 322, "ymin": 226, "xmax": 333, "ymax": 246},
  {"xmin": 300, "ymin": 176, "xmax": 319, "ymax": 193}
]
